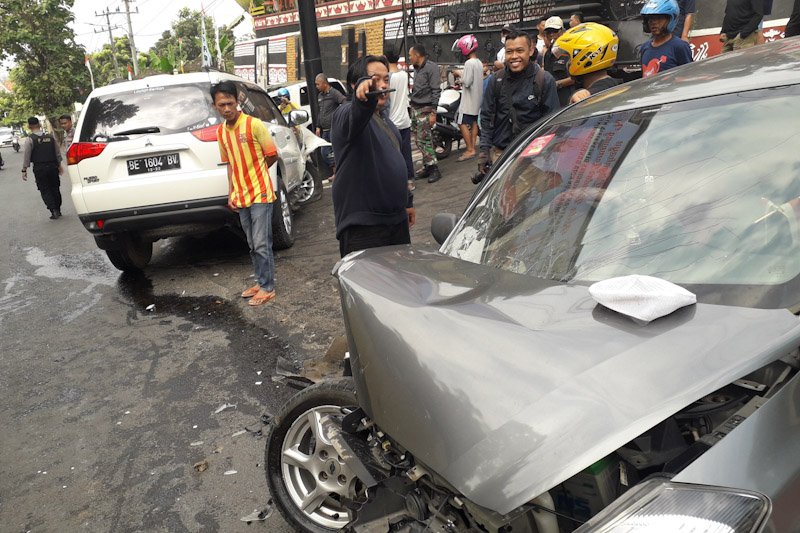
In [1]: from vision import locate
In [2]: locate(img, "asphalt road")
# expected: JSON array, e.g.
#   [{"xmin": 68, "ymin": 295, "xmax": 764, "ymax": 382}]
[{"xmin": 0, "ymin": 144, "xmax": 479, "ymax": 532}]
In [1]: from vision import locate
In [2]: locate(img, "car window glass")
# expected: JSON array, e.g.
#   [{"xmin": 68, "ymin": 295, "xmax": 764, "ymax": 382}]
[
  {"xmin": 444, "ymin": 85, "xmax": 800, "ymax": 308},
  {"xmin": 250, "ymin": 88, "xmax": 286, "ymax": 125},
  {"xmin": 331, "ymin": 81, "xmax": 346, "ymax": 95},
  {"xmin": 299, "ymin": 86, "xmax": 309, "ymax": 107},
  {"xmin": 79, "ymin": 84, "xmax": 216, "ymax": 142},
  {"xmin": 239, "ymin": 84, "xmax": 286, "ymax": 125}
]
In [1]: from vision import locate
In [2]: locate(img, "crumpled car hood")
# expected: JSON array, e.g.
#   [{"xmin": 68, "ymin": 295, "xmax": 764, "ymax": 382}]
[{"xmin": 335, "ymin": 248, "xmax": 800, "ymax": 515}]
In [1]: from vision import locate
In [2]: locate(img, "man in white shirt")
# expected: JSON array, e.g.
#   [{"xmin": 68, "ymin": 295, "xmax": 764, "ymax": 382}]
[
  {"xmin": 385, "ymin": 47, "xmax": 415, "ymax": 191},
  {"xmin": 496, "ymin": 25, "xmax": 513, "ymax": 63}
]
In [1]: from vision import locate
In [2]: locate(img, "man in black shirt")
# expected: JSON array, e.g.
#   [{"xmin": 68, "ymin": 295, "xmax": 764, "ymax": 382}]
[
  {"xmin": 477, "ymin": 30, "xmax": 559, "ymax": 183},
  {"xmin": 331, "ymin": 56, "xmax": 415, "ymax": 257},
  {"xmin": 315, "ymin": 73, "xmax": 346, "ymax": 176},
  {"xmin": 21, "ymin": 117, "xmax": 64, "ymax": 219},
  {"xmin": 720, "ymin": 0, "xmax": 763, "ymax": 52}
]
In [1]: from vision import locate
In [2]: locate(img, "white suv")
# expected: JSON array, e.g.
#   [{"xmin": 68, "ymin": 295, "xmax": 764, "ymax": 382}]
[{"xmin": 67, "ymin": 71, "xmax": 324, "ymax": 272}]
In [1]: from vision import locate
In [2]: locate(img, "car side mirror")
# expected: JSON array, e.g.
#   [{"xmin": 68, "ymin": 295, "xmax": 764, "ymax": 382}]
[
  {"xmin": 289, "ymin": 109, "xmax": 309, "ymax": 126},
  {"xmin": 431, "ymin": 212, "xmax": 458, "ymax": 245}
]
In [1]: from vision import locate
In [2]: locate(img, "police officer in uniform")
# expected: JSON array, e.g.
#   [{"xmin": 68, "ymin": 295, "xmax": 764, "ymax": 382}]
[{"xmin": 21, "ymin": 117, "xmax": 64, "ymax": 219}]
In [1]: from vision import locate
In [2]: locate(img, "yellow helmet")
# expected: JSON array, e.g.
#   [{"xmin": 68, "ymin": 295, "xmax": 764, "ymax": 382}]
[{"xmin": 555, "ymin": 22, "xmax": 619, "ymax": 77}]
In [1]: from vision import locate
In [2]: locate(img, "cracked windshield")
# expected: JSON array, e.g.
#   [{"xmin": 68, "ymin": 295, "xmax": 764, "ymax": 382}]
[{"xmin": 445, "ymin": 86, "xmax": 800, "ymax": 300}]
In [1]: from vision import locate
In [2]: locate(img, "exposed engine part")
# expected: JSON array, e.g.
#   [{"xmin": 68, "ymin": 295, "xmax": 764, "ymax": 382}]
[
  {"xmin": 406, "ymin": 465, "xmax": 429, "ymax": 482},
  {"xmin": 404, "ymin": 491, "xmax": 428, "ymax": 522}
]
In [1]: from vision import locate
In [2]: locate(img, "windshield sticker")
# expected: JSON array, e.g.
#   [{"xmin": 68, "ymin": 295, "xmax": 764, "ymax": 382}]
[
  {"xmin": 132, "ymin": 86, "xmax": 166, "ymax": 94},
  {"xmin": 521, "ymin": 134, "xmax": 555, "ymax": 158}
]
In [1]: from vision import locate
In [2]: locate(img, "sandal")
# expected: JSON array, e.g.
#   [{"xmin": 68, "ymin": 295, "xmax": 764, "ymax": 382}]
[
  {"xmin": 248, "ymin": 290, "xmax": 276, "ymax": 306},
  {"xmin": 241, "ymin": 285, "xmax": 260, "ymax": 298},
  {"xmin": 457, "ymin": 153, "xmax": 476, "ymax": 162}
]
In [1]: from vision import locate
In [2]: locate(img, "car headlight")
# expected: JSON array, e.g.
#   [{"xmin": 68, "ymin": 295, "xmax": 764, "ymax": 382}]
[{"xmin": 575, "ymin": 478, "xmax": 771, "ymax": 533}]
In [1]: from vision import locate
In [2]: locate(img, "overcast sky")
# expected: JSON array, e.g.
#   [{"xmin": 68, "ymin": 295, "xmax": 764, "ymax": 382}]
[{"xmin": 71, "ymin": 0, "xmax": 253, "ymax": 54}]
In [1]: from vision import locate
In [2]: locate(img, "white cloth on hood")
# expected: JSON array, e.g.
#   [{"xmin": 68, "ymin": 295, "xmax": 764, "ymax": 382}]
[{"xmin": 589, "ymin": 275, "xmax": 697, "ymax": 323}]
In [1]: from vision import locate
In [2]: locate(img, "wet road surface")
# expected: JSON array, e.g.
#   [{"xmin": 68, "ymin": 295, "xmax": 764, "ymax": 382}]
[{"xmin": 0, "ymin": 145, "xmax": 478, "ymax": 531}]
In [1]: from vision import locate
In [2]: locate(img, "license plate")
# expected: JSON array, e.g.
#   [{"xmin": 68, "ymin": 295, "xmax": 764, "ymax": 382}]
[{"xmin": 127, "ymin": 153, "xmax": 180, "ymax": 175}]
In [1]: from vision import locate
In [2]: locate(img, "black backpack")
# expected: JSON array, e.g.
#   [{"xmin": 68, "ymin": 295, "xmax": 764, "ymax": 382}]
[{"xmin": 493, "ymin": 64, "xmax": 546, "ymax": 138}]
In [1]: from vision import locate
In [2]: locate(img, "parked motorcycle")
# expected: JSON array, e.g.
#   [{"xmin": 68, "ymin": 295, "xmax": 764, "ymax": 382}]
[{"xmin": 432, "ymin": 87, "xmax": 462, "ymax": 160}]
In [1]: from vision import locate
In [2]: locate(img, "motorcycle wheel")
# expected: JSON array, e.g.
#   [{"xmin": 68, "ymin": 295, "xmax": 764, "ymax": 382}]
[
  {"xmin": 266, "ymin": 377, "xmax": 361, "ymax": 532},
  {"xmin": 433, "ymin": 129, "xmax": 453, "ymax": 160}
]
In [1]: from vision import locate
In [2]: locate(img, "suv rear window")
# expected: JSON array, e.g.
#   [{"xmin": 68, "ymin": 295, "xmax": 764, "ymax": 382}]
[{"xmin": 79, "ymin": 83, "xmax": 217, "ymax": 142}]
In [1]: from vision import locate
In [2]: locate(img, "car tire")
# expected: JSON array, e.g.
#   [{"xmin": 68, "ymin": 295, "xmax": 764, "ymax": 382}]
[
  {"xmin": 265, "ymin": 377, "xmax": 360, "ymax": 533},
  {"xmin": 295, "ymin": 163, "xmax": 323, "ymax": 206},
  {"xmin": 272, "ymin": 176, "xmax": 295, "ymax": 250},
  {"xmin": 105, "ymin": 234, "xmax": 153, "ymax": 272},
  {"xmin": 433, "ymin": 129, "xmax": 452, "ymax": 160}
]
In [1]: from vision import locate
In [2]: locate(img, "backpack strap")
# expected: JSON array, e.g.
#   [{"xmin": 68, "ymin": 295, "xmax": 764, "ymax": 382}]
[{"xmin": 533, "ymin": 63, "xmax": 545, "ymax": 104}]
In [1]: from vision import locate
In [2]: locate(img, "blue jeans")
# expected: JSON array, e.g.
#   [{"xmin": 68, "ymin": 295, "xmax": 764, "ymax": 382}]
[
  {"xmin": 239, "ymin": 202, "xmax": 275, "ymax": 291},
  {"xmin": 321, "ymin": 130, "xmax": 335, "ymax": 169}
]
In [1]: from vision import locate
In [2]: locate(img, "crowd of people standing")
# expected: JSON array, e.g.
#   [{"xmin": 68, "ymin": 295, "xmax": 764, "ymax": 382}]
[{"xmin": 214, "ymin": 0, "xmax": 799, "ymax": 305}]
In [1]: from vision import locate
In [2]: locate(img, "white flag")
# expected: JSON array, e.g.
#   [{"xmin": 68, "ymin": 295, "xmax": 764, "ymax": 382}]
[
  {"xmin": 85, "ymin": 55, "xmax": 95, "ymax": 90},
  {"xmin": 201, "ymin": 14, "xmax": 213, "ymax": 69},
  {"xmin": 214, "ymin": 24, "xmax": 224, "ymax": 70}
]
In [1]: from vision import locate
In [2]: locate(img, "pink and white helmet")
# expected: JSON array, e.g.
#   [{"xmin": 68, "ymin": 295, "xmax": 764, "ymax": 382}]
[{"xmin": 453, "ymin": 34, "xmax": 478, "ymax": 56}]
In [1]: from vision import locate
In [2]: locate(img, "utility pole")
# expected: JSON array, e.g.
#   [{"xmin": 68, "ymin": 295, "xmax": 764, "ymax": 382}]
[
  {"xmin": 112, "ymin": 0, "xmax": 140, "ymax": 77},
  {"xmin": 95, "ymin": 10, "xmax": 122, "ymax": 78},
  {"xmin": 297, "ymin": 0, "xmax": 323, "ymax": 129}
]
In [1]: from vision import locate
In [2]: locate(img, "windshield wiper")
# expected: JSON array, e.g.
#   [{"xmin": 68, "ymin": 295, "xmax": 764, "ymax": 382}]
[{"xmin": 113, "ymin": 126, "xmax": 161, "ymax": 136}]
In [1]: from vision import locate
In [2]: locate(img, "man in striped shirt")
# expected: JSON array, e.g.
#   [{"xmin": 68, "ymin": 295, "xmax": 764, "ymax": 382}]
[{"xmin": 212, "ymin": 80, "xmax": 280, "ymax": 306}]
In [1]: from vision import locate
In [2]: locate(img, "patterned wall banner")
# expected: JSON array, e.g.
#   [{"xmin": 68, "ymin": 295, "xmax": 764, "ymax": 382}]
[
  {"xmin": 235, "ymin": 66, "xmax": 256, "ymax": 82},
  {"xmin": 235, "ymin": 41, "xmax": 255, "ymax": 58},
  {"xmin": 384, "ymin": 14, "xmax": 403, "ymax": 41},
  {"xmin": 256, "ymin": 44, "xmax": 269, "ymax": 88},
  {"xmin": 253, "ymin": 0, "xmax": 447, "ymax": 30},
  {"xmin": 269, "ymin": 37, "xmax": 287, "ymax": 54},
  {"xmin": 269, "ymin": 65, "xmax": 288, "ymax": 84},
  {"xmin": 478, "ymin": 0, "xmax": 554, "ymax": 27},
  {"xmin": 382, "ymin": 8, "xmax": 432, "ymax": 38}
]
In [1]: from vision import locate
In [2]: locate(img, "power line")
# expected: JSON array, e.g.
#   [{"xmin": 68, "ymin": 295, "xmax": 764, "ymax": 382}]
[
  {"xmin": 95, "ymin": 9, "xmax": 122, "ymax": 77},
  {"xmin": 103, "ymin": 1, "xmax": 140, "ymax": 76}
]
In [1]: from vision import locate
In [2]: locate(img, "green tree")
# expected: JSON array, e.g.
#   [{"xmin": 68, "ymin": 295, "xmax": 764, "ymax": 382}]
[
  {"xmin": 149, "ymin": 8, "xmax": 235, "ymax": 72},
  {"xmin": 0, "ymin": 0, "xmax": 91, "ymax": 119},
  {"xmin": 0, "ymin": 90, "xmax": 32, "ymax": 127}
]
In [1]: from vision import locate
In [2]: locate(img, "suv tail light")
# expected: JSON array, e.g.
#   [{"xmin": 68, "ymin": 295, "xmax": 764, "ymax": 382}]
[
  {"xmin": 191, "ymin": 125, "xmax": 218, "ymax": 142},
  {"xmin": 68, "ymin": 142, "xmax": 107, "ymax": 165}
]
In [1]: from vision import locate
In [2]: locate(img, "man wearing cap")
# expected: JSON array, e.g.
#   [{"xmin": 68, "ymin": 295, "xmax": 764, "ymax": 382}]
[
  {"xmin": 540, "ymin": 16, "xmax": 574, "ymax": 107},
  {"xmin": 21, "ymin": 117, "xmax": 64, "ymax": 220}
]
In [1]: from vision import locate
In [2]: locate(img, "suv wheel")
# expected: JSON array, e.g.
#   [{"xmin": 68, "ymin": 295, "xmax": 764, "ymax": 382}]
[
  {"xmin": 272, "ymin": 177, "xmax": 294, "ymax": 250},
  {"xmin": 295, "ymin": 164, "xmax": 323, "ymax": 206},
  {"xmin": 105, "ymin": 234, "xmax": 153, "ymax": 272}
]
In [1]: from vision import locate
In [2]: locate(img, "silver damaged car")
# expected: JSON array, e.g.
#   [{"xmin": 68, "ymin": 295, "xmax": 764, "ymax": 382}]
[{"xmin": 265, "ymin": 39, "xmax": 800, "ymax": 533}]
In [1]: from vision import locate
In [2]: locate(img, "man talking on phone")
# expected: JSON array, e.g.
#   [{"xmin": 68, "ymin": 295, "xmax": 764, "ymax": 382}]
[{"xmin": 330, "ymin": 55, "xmax": 416, "ymax": 257}]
